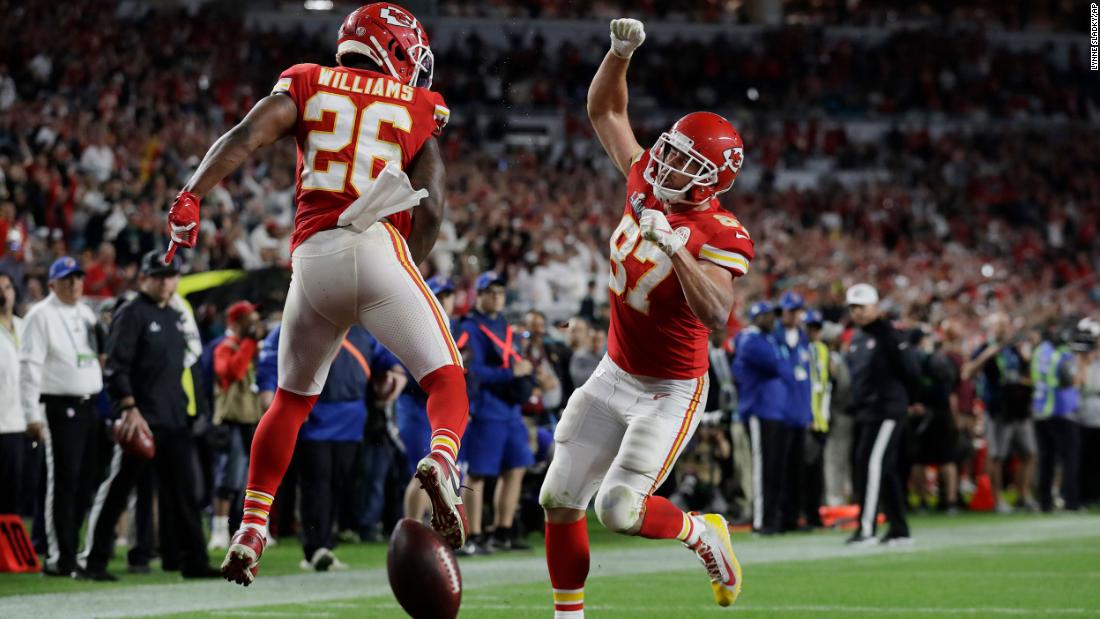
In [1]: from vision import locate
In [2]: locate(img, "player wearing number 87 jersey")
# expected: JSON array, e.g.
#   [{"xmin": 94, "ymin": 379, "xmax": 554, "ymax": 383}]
[
  {"xmin": 539, "ymin": 17, "xmax": 751, "ymax": 618},
  {"xmin": 163, "ymin": 2, "xmax": 470, "ymax": 587}
]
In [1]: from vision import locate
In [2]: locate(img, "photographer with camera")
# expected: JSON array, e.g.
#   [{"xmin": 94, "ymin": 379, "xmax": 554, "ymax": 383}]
[
  {"xmin": 963, "ymin": 312, "xmax": 1038, "ymax": 513},
  {"xmin": 1076, "ymin": 318, "xmax": 1100, "ymax": 506}
]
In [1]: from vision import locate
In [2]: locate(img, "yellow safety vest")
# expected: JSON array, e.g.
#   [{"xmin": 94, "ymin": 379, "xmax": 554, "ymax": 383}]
[{"xmin": 809, "ymin": 341, "xmax": 831, "ymax": 432}]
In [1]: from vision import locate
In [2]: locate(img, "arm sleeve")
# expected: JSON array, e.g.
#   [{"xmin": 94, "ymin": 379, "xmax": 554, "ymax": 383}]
[
  {"xmin": 19, "ymin": 311, "xmax": 49, "ymax": 425},
  {"xmin": 738, "ymin": 336, "xmax": 787, "ymax": 377},
  {"xmin": 104, "ymin": 304, "xmax": 141, "ymax": 407},
  {"xmin": 463, "ymin": 325, "xmax": 515, "ymax": 385},
  {"xmin": 255, "ymin": 329, "xmax": 280, "ymax": 393},
  {"xmin": 214, "ymin": 338, "xmax": 258, "ymax": 390},
  {"xmin": 271, "ymin": 63, "xmax": 315, "ymax": 104},
  {"xmin": 697, "ymin": 217, "xmax": 755, "ymax": 277},
  {"xmin": 879, "ymin": 325, "xmax": 921, "ymax": 398},
  {"xmin": 426, "ymin": 90, "xmax": 450, "ymax": 137}
]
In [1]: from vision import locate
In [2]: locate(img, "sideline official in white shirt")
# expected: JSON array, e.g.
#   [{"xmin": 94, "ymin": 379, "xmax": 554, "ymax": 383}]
[
  {"xmin": 19, "ymin": 256, "xmax": 104, "ymax": 576},
  {"xmin": 0, "ymin": 272, "xmax": 29, "ymax": 515}
]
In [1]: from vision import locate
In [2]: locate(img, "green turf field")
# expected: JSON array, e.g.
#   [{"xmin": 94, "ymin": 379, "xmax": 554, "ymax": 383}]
[{"xmin": 1, "ymin": 513, "xmax": 1098, "ymax": 618}]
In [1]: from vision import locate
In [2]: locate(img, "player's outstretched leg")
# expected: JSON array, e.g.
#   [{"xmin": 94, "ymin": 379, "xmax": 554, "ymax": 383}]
[
  {"xmin": 413, "ymin": 364, "xmax": 470, "ymax": 549},
  {"xmin": 544, "ymin": 509, "xmax": 590, "ymax": 619},
  {"xmin": 637, "ymin": 495, "xmax": 742, "ymax": 607},
  {"xmin": 222, "ymin": 388, "xmax": 319, "ymax": 586}
]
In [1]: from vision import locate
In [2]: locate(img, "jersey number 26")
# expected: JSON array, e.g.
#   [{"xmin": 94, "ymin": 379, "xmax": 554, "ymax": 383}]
[{"xmin": 301, "ymin": 92, "xmax": 411, "ymax": 195}]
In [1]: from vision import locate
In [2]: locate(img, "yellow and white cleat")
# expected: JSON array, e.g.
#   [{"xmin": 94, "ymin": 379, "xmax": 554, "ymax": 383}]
[{"xmin": 685, "ymin": 513, "xmax": 743, "ymax": 607}]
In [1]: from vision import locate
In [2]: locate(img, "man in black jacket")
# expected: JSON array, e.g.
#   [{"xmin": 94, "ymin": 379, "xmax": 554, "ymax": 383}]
[
  {"xmin": 844, "ymin": 284, "xmax": 920, "ymax": 546},
  {"xmin": 77, "ymin": 251, "xmax": 217, "ymax": 581}
]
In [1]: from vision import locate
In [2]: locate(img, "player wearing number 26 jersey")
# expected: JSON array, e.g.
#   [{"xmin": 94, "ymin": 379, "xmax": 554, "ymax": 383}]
[
  {"xmin": 272, "ymin": 61, "xmax": 450, "ymax": 252},
  {"xmin": 540, "ymin": 18, "xmax": 749, "ymax": 619},
  {"xmin": 162, "ymin": 2, "xmax": 469, "ymax": 587}
]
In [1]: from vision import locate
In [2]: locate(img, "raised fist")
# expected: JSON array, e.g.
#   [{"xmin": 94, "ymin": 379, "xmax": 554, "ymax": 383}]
[{"xmin": 609, "ymin": 18, "xmax": 646, "ymax": 59}]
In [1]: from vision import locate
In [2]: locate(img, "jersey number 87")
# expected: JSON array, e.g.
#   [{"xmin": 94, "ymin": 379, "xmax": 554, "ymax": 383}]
[
  {"xmin": 609, "ymin": 214, "xmax": 673, "ymax": 314},
  {"xmin": 301, "ymin": 92, "xmax": 412, "ymax": 195}
]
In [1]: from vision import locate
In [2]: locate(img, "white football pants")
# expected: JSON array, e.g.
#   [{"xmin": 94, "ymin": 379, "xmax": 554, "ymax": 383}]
[
  {"xmin": 278, "ymin": 222, "xmax": 462, "ymax": 395},
  {"xmin": 539, "ymin": 355, "xmax": 708, "ymax": 532}
]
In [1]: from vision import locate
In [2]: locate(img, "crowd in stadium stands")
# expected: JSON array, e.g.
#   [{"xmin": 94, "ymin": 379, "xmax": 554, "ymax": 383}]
[
  {"xmin": 0, "ymin": 0, "xmax": 1097, "ymax": 576},
  {"xmin": 440, "ymin": 30, "xmax": 1096, "ymax": 119},
  {"xmin": 439, "ymin": 0, "xmax": 1082, "ymax": 31}
]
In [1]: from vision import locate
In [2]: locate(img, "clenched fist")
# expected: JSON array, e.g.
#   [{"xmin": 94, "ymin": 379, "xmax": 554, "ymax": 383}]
[
  {"xmin": 640, "ymin": 208, "xmax": 687, "ymax": 256},
  {"xmin": 610, "ymin": 18, "xmax": 646, "ymax": 59}
]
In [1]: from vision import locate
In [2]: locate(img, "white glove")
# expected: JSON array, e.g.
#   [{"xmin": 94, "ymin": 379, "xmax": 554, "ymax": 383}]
[
  {"xmin": 639, "ymin": 208, "xmax": 687, "ymax": 256},
  {"xmin": 609, "ymin": 18, "xmax": 646, "ymax": 59}
]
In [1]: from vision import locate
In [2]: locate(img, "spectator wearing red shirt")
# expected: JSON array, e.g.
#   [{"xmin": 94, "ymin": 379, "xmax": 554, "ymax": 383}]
[{"xmin": 208, "ymin": 301, "xmax": 267, "ymax": 550}]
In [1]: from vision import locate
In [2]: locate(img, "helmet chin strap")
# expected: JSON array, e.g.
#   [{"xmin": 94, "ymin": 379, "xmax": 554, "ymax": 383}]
[{"xmin": 651, "ymin": 184, "xmax": 685, "ymax": 204}]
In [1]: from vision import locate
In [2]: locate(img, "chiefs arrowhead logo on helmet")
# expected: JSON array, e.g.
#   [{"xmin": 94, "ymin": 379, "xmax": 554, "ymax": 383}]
[
  {"xmin": 722, "ymin": 147, "xmax": 744, "ymax": 174},
  {"xmin": 337, "ymin": 3, "xmax": 435, "ymax": 88}
]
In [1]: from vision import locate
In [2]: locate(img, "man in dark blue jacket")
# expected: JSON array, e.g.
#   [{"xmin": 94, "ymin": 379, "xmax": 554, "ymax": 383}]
[
  {"xmin": 733, "ymin": 301, "xmax": 793, "ymax": 535},
  {"xmin": 458, "ymin": 272, "xmax": 536, "ymax": 555},
  {"xmin": 257, "ymin": 324, "xmax": 403, "ymax": 570},
  {"xmin": 776, "ymin": 291, "xmax": 813, "ymax": 532}
]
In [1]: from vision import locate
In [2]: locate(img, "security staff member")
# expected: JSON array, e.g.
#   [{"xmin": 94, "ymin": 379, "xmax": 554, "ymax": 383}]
[
  {"xmin": 1031, "ymin": 330, "xmax": 1080, "ymax": 512},
  {"xmin": 80, "ymin": 251, "xmax": 217, "ymax": 581},
  {"xmin": 459, "ymin": 271, "xmax": 536, "ymax": 554},
  {"xmin": 802, "ymin": 310, "xmax": 831, "ymax": 527},
  {"xmin": 776, "ymin": 291, "xmax": 812, "ymax": 532},
  {"xmin": 20, "ymin": 256, "xmax": 104, "ymax": 576},
  {"xmin": 844, "ymin": 284, "xmax": 919, "ymax": 545},
  {"xmin": 732, "ymin": 300, "xmax": 793, "ymax": 535}
]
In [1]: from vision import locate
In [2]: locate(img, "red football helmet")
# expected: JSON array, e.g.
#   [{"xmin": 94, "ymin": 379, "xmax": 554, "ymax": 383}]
[
  {"xmin": 336, "ymin": 3, "xmax": 434, "ymax": 88},
  {"xmin": 643, "ymin": 112, "xmax": 744, "ymax": 204}
]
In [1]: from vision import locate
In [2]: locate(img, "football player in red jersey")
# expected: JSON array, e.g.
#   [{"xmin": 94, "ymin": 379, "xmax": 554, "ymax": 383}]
[
  {"xmin": 163, "ymin": 3, "xmax": 469, "ymax": 586},
  {"xmin": 538, "ymin": 18, "xmax": 752, "ymax": 617}
]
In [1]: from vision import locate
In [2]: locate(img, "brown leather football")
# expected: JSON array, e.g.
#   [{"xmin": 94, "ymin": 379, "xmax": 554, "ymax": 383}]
[
  {"xmin": 113, "ymin": 421, "xmax": 155, "ymax": 459},
  {"xmin": 387, "ymin": 518, "xmax": 462, "ymax": 619}
]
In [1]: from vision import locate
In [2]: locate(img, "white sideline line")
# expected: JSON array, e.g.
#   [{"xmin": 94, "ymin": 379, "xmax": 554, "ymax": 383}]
[
  {"xmin": 370, "ymin": 602, "xmax": 1097, "ymax": 615},
  {"xmin": 0, "ymin": 516, "xmax": 1096, "ymax": 619},
  {"xmin": 372, "ymin": 601, "xmax": 1098, "ymax": 615}
]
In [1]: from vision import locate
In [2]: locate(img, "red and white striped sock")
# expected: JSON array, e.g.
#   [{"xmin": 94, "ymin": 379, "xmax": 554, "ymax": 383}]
[
  {"xmin": 430, "ymin": 428, "xmax": 460, "ymax": 464},
  {"xmin": 546, "ymin": 518, "xmax": 589, "ymax": 619},
  {"xmin": 420, "ymin": 365, "xmax": 468, "ymax": 464},
  {"xmin": 240, "ymin": 489, "xmax": 274, "ymax": 532}
]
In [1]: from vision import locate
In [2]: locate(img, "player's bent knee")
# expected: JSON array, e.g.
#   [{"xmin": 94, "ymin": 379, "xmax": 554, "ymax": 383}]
[
  {"xmin": 544, "ymin": 507, "xmax": 585, "ymax": 524},
  {"xmin": 594, "ymin": 484, "xmax": 643, "ymax": 534}
]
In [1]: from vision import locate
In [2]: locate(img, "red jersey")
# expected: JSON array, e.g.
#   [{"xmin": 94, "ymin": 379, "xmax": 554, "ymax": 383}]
[
  {"xmin": 606, "ymin": 151, "xmax": 755, "ymax": 379},
  {"xmin": 271, "ymin": 63, "xmax": 450, "ymax": 253}
]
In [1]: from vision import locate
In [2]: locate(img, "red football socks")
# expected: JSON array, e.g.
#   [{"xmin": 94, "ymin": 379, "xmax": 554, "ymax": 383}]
[
  {"xmin": 638, "ymin": 495, "xmax": 696, "ymax": 542},
  {"xmin": 546, "ymin": 518, "xmax": 590, "ymax": 618},
  {"xmin": 419, "ymin": 365, "xmax": 469, "ymax": 462},
  {"xmin": 241, "ymin": 388, "xmax": 318, "ymax": 529}
]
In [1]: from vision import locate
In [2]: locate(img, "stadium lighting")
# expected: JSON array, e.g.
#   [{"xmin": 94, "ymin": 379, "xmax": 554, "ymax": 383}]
[
  {"xmin": 981, "ymin": 264, "xmax": 995, "ymax": 278},
  {"xmin": 304, "ymin": 0, "xmax": 334, "ymax": 10}
]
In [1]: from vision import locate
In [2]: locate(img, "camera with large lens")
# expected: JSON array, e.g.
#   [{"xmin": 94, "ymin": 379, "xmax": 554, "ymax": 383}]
[{"xmin": 1068, "ymin": 317, "xmax": 1100, "ymax": 353}]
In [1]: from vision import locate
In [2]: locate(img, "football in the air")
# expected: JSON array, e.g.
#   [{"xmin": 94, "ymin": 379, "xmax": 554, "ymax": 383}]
[
  {"xmin": 113, "ymin": 421, "xmax": 155, "ymax": 460},
  {"xmin": 387, "ymin": 518, "xmax": 462, "ymax": 619}
]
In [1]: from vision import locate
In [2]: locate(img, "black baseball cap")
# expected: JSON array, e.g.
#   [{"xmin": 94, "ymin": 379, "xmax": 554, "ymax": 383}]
[{"xmin": 141, "ymin": 250, "xmax": 180, "ymax": 277}]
